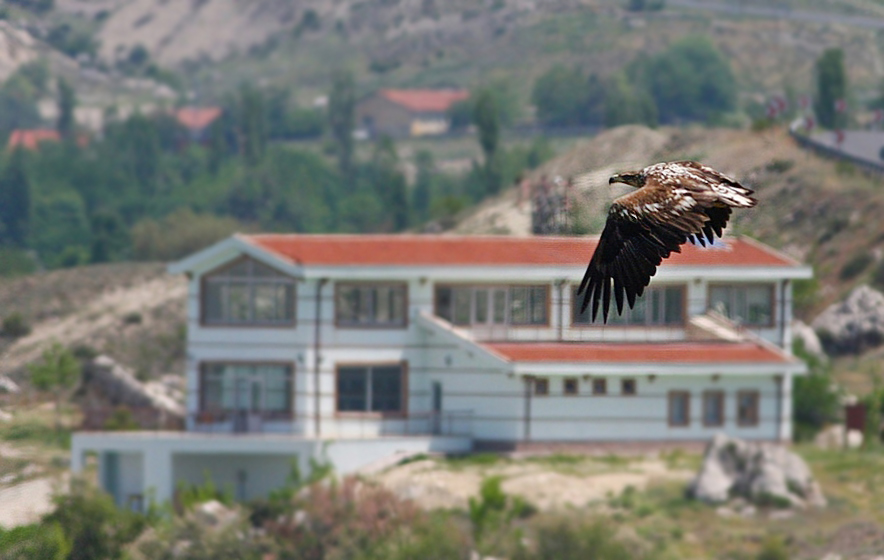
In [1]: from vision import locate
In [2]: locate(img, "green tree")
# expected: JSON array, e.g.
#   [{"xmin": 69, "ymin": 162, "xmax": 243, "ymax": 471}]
[
  {"xmin": 412, "ymin": 150, "xmax": 435, "ymax": 221},
  {"xmin": 238, "ymin": 84, "xmax": 267, "ymax": 166},
  {"xmin": 632, "ymin": 35, "xmax": 735, "ymax": 124},
  {"xmin": 604, "ymin": 73, "xmax": 658, "ymax": 127},
  {"xmin": 532, "ymin": 66, "xmax": 605, "ymax": 127},
  {"xmin": 472, "ymin": 89, "xmax": 501, "ymax": 195},
  {"xmin": 815, "ymin": 48, "xmax": 847, "ymax": 129},
  {"xmin": 371, "ymin": 137, "xmax": 409, "ymax": 231},
  {"xmin": 30, "ymin": 191, "xmax": 91, "ymax": 268},
  {"xmin": 56, "ymin": 78, "xmax": 76, "ymax": 140},
  {"xmin": 328, "ymin": 69, "xmax": 356, "ymax": 179},
  {"xmin": 29, "ymin": 343, "xmax": 81, "ymax": 433},
  {"xmin": 792, "ymin": 340, "xmax": 840, "ymax": 441},
  {"xmin": 0, "ymin": 148, "xmax": 31, "ymax": 248},
  {"xmin": 89, "ymin": 209, "xmax": 128, "ymax": 263},
  {"xmin": 0, "ymin": 523, "xmax": 69, "ymax": 560}
]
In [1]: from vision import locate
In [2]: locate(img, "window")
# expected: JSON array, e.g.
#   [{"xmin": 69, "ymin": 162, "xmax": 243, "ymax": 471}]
[
  {"xmin": 563, "ymin": 378, "xmax": 579, "ymax": 396},
  {"xmin": 669, "ymin": 391, "xmax": 690, "ymax": 427},
  {"xmin": 709, "ymin": 285, "xmax": 774, "ymax": 327},
  {"xmin": 435, "ymin": 285, "xmax": 548, "ymax": 326},
  {"xmin": 336, "ymin": 364, "xmax": 405, "ymax": 414},
  {"xmin": 534, "ymin": 378, "xmax": 549, "ymax": 396},
  {"xmin": 703, "ymin": 391, "xmax": 724, "ymax": 427},
  {"xmin": 737, "ymin": 391, "xmax": 759, "ymax": 426},
  {"xmin": 572, "ymin": 285, "xmax": 684, "ymax": 326},
  {"xmin": 621, "ymin": 379, "xmax": 637, "ymax": 396},
  {"xmin": 592, "ymin": 378, "xmax": 607, "ymax": 395},
  {"xmin": 203, "ymin": 258, "xmax": 295, "ymax": 325},
  {"xmin": 201, "ymin": 363, "xmax": 293, "ymax": 416},
  {"xmin": 336, "ymin": 283, "xmax": 407, "ymax": 328}
]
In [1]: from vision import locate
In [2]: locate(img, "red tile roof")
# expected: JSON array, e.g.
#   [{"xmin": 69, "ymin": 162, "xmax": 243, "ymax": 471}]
[
  {"xmin": 7, "ymin": 129, "xmax": 60, "ymax": 150},
  {"xmin": 175, "ymin": 107, "xmax": 222, "ymax": 131},
  {"xmin": 484, "ymin": 342, "xmax": 792, "ymax": 364},
  {"xmin": 380, "ymin": 89, "xmax": 470, "ymax": 113},
  {"xmin": 243, "ymin": 234, "xmax": 799, "ymax": 268}
]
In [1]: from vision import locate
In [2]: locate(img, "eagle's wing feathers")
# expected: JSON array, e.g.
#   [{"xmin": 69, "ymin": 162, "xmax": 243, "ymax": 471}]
[{"xmin": 578, "ymin": 186, "xmax": 702, "ymax": 322}]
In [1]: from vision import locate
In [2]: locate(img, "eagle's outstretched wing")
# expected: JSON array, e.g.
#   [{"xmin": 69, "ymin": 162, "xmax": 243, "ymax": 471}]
[{"xmin": 577, "ymin": 161, "xmax": 755, "ymax": 323}]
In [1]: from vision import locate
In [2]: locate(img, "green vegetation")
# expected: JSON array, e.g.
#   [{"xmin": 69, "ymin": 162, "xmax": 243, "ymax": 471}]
[
  {"xmin": 815, "ymin": 48, "xmax": 848, "ymax": 130},
  {"xmin": 792, "ymin": 340, "xmax": 841, "ymax": 442},
  {"xmin": 28, "ymin": 343, "xmax": 82, "ymax": 434}
]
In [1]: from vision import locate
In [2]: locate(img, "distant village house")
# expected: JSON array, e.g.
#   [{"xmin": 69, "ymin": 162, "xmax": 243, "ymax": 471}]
[{"xmin": 356, "ymin": 89, "xmax": 469, "ymax": 139}]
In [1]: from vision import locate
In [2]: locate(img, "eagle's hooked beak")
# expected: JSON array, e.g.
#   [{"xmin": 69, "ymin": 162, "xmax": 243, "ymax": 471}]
[{"xmin": 609, "ymin": 172, "xmax": 642, "ymax": 188}]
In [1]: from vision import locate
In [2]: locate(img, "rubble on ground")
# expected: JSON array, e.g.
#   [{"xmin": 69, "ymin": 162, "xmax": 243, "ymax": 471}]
[{"xmin": 688, "ymin": 434, "xmax": 826, "ymax": 508}]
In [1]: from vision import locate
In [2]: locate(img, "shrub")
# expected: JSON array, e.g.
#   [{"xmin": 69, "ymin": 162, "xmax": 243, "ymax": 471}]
[
  {"xmin": 0, "ymin": 522, "xmax": 69, "ymax": 560},
  {"xmin": 131, "ymin": 208, "xmax": 242, "ymax": 261},
  {"xmin": 122, "ymin": 311, "xmax": 143, "ymax": 325},
  {"xmin": 756, "ymin": 535, "xmax": 790, "ymax": 560},
  {"xmin": 103, "ymin": 407, "xmax": 139, "ymax": 431},
  {"xmin": 514, "ymin": 519, "xmax": 645, "ymax": 560},
  {"xmin": 840, "ymin": 252, "xmax": 873, "ymax": 280},
  {"xmin": 2, "ymin": 313, "xmax": 31, "ymax": 338}
]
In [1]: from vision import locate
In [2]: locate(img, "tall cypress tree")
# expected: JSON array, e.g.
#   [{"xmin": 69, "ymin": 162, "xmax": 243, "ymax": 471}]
[
  {"xmin": 0, "ymin": 147, "xmax": 31, "ymax": 248},
  {"xmin": 472, "ymin": 89, "xmax": 501, "ymax": 195},
  {"xmin": 238, "ymin": 85, "xmax": 267, "ymax": 166},
  {"xmin": 56, "ymin": 78, "xmax": 76, "ymax": 140},
  {"xmin": 328, "ymin": 70, "xmax": 355, "ymax": 180},
  {"xmin": 815, "ymin": 48, "xmax": 847, "ymax": 130},
  {"xmin": 413, "ymin": 150, "xmax": 434, "ymax": 221}
]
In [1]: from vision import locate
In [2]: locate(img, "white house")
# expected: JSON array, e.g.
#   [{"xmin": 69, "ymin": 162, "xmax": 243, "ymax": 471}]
[{"xmin": 72, "ymin": 234, "xmax": 810, "ymax": 509}]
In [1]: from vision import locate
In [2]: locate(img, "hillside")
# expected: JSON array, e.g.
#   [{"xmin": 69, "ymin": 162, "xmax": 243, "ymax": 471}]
[
  {"xmin": 34, "ymin": 0, "xmax": 884, "ymax": 107},
  {"xmin": 0, "ymin": 263, "xmax": 186, "ymax": 381}
]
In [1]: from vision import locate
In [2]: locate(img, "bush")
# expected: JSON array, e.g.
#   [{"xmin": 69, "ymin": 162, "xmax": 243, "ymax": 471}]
[
  {"xmin": 757, "ymin": 536, "xmax": 790, "ymax": 560},
  {"xmin": 2, "ymin": 313, "xmax": 31, "ymax": 338},
  {"xmin": 131, "ymin": 208, "xmax": 242, "ymax": 261},
  {"xmin": 0, "ymin": 247, "xmax": 36, "ymax": 277},
  {"xmin": 514, "ymin": 519, "xmax": 645, "ymax": 560},
  {"xmin": 122, "ymin": 311, "xmax": 143, "ymax": 325},
  {"xmin": 840, "ymin": 252, "xmax": 873, "ymax": 280},
  {"xmin": 43, "ymin": 479, "xmax": 146, "ymax": 560},
  {"xmin": 0, "ymin": 523, "xmax": 69, "ymax": 560}
]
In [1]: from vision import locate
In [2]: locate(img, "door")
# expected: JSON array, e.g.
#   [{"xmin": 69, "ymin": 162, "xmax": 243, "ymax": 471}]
[
  {"xmin": 432, "ymin": 382, "xmax": 443, "ymax": 434},
  {"xmin": 234, "ymin": 375, "xmax": 263, "ymax": 433}
]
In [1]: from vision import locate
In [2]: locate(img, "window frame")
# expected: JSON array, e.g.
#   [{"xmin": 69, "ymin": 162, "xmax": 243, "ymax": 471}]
[
  {"xmin": 707, "ymin": 283, "xmax": 776, "ymax": 328},
  {"xmin": 592, "ymin": 378, "xmax": 607, "ymax": 396},
  {"xmin": 668, "ymin": 391, "xmax": 691, "ymax": 427},
  {"xmin": 198, "ymin": 361, "xmax": 295, "ymax": 420},
  {"xmin": 621, "ymin": 379, "xmax": 637, "ymax": 396},
  {"xmin": 563, "ymin": 377, "xmax": 579, "ymax": 396},
  {"xmin": 334, "ymin": 362, "xmax": 408, "ymax": 417},
  {"xmin": 200, "ymin": 256, "xmax": 297, "ymax": 328},
  {"xmin": 334, "ymin": 282, "xmax": 409, "ymax": 329},
  {"xmin": 702, "ymin": 390, "xmax": 725, "ymax": 427},
  {"xmin": 571, "ymin": 284, "xmax": 686, "ymax": 328},
  {"xmin": 736, "ymin": 390, "xmax": 760, "ymax": 427},
  {"xmin": 433, "ymin": 283, "xmax": 551, "ymax": 328}
]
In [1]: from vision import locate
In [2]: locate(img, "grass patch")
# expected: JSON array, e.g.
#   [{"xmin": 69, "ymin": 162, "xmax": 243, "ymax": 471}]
[
  {"xmin": 0, "ymin": 418, "xmax": 72, "ymax": 450},
  {"xmin": 444, "ymin": 452, "xmax": 505, "ymax": 468}
]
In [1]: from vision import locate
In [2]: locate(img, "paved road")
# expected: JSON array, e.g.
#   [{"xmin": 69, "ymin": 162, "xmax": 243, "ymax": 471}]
[{"xmin": 668, "ymin": 0, "xmax": 884, "ymax": 30}]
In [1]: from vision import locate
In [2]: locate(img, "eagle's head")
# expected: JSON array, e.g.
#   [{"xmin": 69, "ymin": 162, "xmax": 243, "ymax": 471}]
[{"xmin": 609, "ymin": 171, "xmax": 645, "ymax": 188}]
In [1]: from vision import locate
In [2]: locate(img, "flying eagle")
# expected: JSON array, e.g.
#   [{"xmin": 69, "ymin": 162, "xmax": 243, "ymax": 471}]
[{"xmin": 577, "ymin": 161, "xmax": 757, "ymax": 323}]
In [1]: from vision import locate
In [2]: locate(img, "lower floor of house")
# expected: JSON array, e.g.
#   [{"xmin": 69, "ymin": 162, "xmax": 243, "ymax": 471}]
[{"xmin": 70, "ymin": 433, "xmax": 472, "ymax": 509}]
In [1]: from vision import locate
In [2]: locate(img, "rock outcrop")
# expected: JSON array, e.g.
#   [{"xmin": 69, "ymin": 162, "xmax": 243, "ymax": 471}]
[
  {"xmin": 812, "ymin": 285, "xmax": 884, "ymax": 355},
  {"xmin": 792, "ymin": 320, "xmax": 826, "ymax": 359},
  {"xmin": 688, "ymin": 434, "xmax": 826, "ymax": 508},
  {"xmin": 79, "ymin": 355, "xmax": 185, "ymax": 430}
]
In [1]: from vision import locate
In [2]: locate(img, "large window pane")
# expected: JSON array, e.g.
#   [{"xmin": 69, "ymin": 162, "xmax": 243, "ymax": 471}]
[
  {"xmin": 336, "ymin": 284, "xmax": 407, "ymax": 327},
  {"xmin": 453, "ymin": 288, "xmax": 471, "ymax": 325},
  {"xmin": 336, "ymin": 364, "xmax": 405, "ymax": 413},
  {"xmin": 703, "ymin": 391, "xmax": 724, "ymax": 427},
  {"xmin": 202, "ymin": 258, "xmax": 295, "ymax": 325},
  {"xmin": 201, "ymin": 364, "xmax": 292, "ymax": 414},
  {"xmin": 709, "ymin": 285, "xmax": 773, "ymax": 327},
  {"xmin": 435, "ymin": 287, "xmax": 452, "ymax": 322},
  {"xmin": 669, "ymin": 391, "xmax": 690, "ymax": 427},
  {"xmin": 371, "ymin": 366, "xmax": 403, "ymax": 412},
  {"xmin": 337, "ymin": 367, "xmax": 368, "ymax": 411},
  {"xmin": 475, "ymin": 290, "xmax": 488, "ymax": 323}
]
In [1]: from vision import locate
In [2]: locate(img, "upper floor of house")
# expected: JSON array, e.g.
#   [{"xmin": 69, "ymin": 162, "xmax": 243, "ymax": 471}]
[{"xmin": 169, "ymin": 234, "xmax": 812, "ymax": 349}]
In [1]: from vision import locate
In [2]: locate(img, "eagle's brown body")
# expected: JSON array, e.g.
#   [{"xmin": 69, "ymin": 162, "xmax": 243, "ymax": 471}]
[{"xmin": 577, "ymin": 161, "xmax": 757, "ymax": 323}]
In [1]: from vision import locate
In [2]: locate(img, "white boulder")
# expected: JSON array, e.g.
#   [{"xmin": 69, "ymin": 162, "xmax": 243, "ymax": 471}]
[
  {"xmin": 689, "ymin": 434, "xmax": 826, "ymax": 508},
  {"xmin": 812, "ymin": 285, "xmax": 884, "ymax": 355}
]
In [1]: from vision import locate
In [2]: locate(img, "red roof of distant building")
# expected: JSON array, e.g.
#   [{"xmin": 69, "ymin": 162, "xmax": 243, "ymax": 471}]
[
  {"xmin": 484, "ymin": 342, "xmax": 792, "ymax": 364},
  {"xmin": 243, "ymin": 234, "xmax": 799, "ymax": 268},
  {"xmin": 175, "ymin": 107, "xmax": 222, "ymax": 131},
  {"xmin": 379, "ymin": 89, "xmax": 470, "ymax": 113},
  {"xmin": 7, "ymin": 129, "xmax": 60, "ymax": 150}
]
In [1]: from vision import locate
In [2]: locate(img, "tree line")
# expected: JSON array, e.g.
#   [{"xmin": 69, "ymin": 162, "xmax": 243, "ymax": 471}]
[{"xmin": 0, "ymin": 67, "xmax": 551, "ymax": 275}]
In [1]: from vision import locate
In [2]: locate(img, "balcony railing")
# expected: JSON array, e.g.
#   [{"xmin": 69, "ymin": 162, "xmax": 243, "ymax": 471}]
[{"xmin": 189, "ymin": 410, "xmax": 474, "ymax": 438}]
